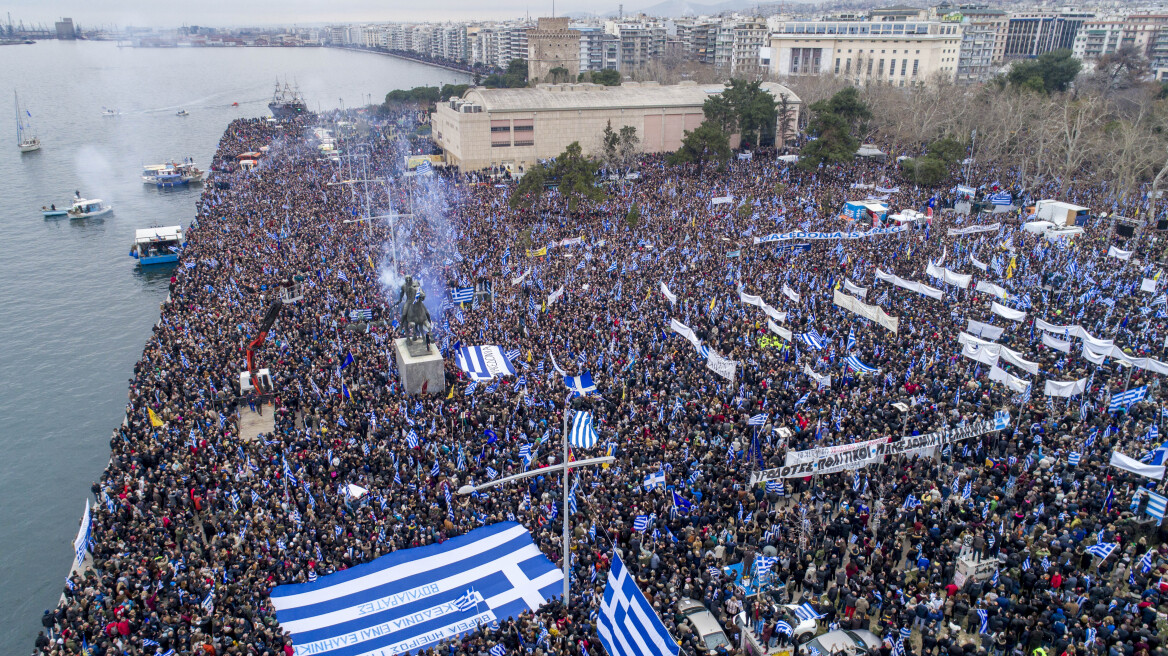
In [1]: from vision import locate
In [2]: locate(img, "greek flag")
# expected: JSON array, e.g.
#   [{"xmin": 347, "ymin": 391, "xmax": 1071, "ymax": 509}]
[
  {"xmin": 846, "ymin": 355, "xmax": 878, "ymax": 374},
  {"xmin": 1085, "ymin": 541, "xmax": 1118, "ymax": 561},
  {"xmin": 1068, "ymin": 451, "xmax": 1080, "ymax": 466},
  {"xmin": 633, "ymin": 515, "xmax": 649, "ymax": 531},
  {"xmin": 490, "ymin": 645, "xmax": 506, "ymax": 656},
  {"xmin": 847, "ymin": 326, "xmax": 856, "ymax": 351},
  {"xmin": 598, "ymin": 554, "xmax": 679, "ymax": 656},
  {"xmin": 1146, "ymin": 491, "xmax": 1167, "ymax": 520},
  {"xmin": 799, "ymin": 333, "xmax": 825, "ymax": 349},
  {"xmin": 903, "ymin": 495, "xmax": 922, "ymax": 509},
  {"xmin": 269, "ymin": 523, "xmax": 563, "ymax": 656},
  {"xmin": 990, "ymin": 192, "xmax": 1012, "ymax": 206},
  {"xmin": 976, "ymin": 609, "xmax": 988, "ymax": 633},
  {"xmin": 644, "ymin": 471, "xmax": 665, "ymax": 491},
  {"xmin": 565, "ymin": 372, "xmax": 597, "ymax": 396},
  {"xmin": 450, "ymin": 287, "xmax": 474, "ymax": 304},
  {"xmin": 672, "ymin": 490, "xmax": 692, "ymax": 513},
  {"xmin": 766, "ymin": 480, "xmax": 785, "ymax": 496},
  {"xmin": 570, "ymin": 411, "xmax": 600, "ymax": 449},
  {"xmin": 416, "ymin": 160, "xmax": 433, "ymax": 175},
  {"xmin": 456, "ymin": 345, "xmax": 517, "ymax": 381},
  {"xmin": 1139, "ymin": 550, "xmax": 1155, "ymax": 573},
  {"xmin": 747, "ymin": 413, "xmax": 768, "ymax": 426},
  {"xmin": 775, "ymin": 620, "xmax": 794, "ymax": 636},
  {"xmin": 1109, "ymin": 386, "xmax": 1147, "ymax": 412},
  {"xmin": 792, "ymin": 602, "xmax": 825, "ymax": 622}
]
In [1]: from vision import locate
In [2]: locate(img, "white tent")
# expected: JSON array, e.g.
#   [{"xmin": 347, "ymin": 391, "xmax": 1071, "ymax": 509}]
[{"xmin": 1022, "ymin": 220, "xmax": 1056, "ymax": 234}]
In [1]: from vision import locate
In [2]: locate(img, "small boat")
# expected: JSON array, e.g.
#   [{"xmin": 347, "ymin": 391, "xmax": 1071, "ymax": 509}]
[
  {"xmin": 130, "ymin": 226, "xmax": 184, "ymax": 265},
  {"xmin": 142, "ymin": 163, "xmax": 187, "ymax": 187},
  {"xmin": 16, "ymin": 91, "xmax": 39, "ymax": 153},
  {"xmin": 101, "ymin": 108, "xmax": 120, "ymax": 117},
  {"xmin": 173, "ymin": 159, "xmax": 205, "ymax": 184},
  {"xmin": 68, "ymin": 198, "xmax": 113, "ymax": 219},
  {"xmin": 231, "ymin": 102, "xmax": 239, "ymax": 107},
  {"xmin": 176, "ymin": 109, "xmax": 189, "ymax": 117},
  {"xmin": 42, "ymin": 205, "xmax": 66, "ymax": 217}
]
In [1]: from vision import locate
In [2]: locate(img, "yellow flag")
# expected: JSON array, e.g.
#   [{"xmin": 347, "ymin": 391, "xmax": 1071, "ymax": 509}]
[
  {"xmin": 367, "ymin": 254, "xmax": 374, "ymax": 269},
  {"xmin": 709, "ymin": 298, "xmax": 716, "ymax": 311},
  {"xmin": 526, "ymin": 247, "xmax": 547, "ymax": 258},
  {"xmin": 447, "ymin": 386, "xmax": 454, "ymax": 400},
  {"xmin": 1156, "ymin": 270, "xmax": 1162, "ymax": 281},
  {"xmin": 527, "ymin": 350, "xmax": 533, "ymax": 362},
  {"xmin": 148, "ymin": 408, "xmax": 163, "ymax": 427}
]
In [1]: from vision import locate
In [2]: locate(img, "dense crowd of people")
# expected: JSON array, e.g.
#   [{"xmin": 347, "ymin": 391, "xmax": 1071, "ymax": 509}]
[{"xmin": 31, "ymin": 112, "xmax": 1168, "ymax": 656}]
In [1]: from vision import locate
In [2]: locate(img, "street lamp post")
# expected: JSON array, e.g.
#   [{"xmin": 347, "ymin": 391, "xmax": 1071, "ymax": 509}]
[{"xmin": 456, "ymin": 415, "xmax": 611, "ymax": 610}]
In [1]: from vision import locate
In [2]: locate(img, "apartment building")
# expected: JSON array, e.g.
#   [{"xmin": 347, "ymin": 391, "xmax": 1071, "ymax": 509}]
[
  {"xmin": 768, "ymin": 20, "xmax": 964, "ymax": 86},
  {"xmin": 577, "ymin": 26, "xmax": 620, "ymax": 72},
  {"xmin": 1003, "ymin": 11, "xmax": 1092, "ymax": 58}
]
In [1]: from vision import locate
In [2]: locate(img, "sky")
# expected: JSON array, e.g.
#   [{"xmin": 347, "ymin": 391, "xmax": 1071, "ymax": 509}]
[{"xmin": 15, "ymin": 0, "xmax": 647, "ymax": 29}]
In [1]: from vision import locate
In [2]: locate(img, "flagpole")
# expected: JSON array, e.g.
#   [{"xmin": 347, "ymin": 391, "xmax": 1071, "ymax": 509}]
[{"xmin": 562, "ymin": 393, "xmax": 571, "ymax": 608}]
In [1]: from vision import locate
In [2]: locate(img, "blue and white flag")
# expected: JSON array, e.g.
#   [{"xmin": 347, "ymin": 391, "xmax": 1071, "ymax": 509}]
[
  {"xmin": 1109, "ymin": 386, "xmax": 1147, "ymax": 413},
  {"xmin": 632, "ymin": 515, "xmax": 649, "ymax": 532},
  {"xmin": 792, "ymin": 602, "xmax": 825, "ymax": 622},
  {"xmin": 644, "ymin": 471, "xmax": 665, "ymax": 491},
  {"xmin": 416, "ymin": 160, "xmax": 433, "ymax": 175},
  {"xmin": 799, "ymin": 333, "xmax": 825, "ymax": 350},
  {"xmin": 990, "ymin": 192, "xmax": 1012, "ymax": 206},
  {"xmin": 269, "ymin": 522, "xmax": 563, "ymax": 656},
  {"xmin": 570, "ymin": 411, "xmax": 600, "ymax": 449},
  {"xmin": 1085, "ymin": 541, "xmax": 1118, "ymax": 561},
  {"xmin": 846, "ymin": 355, "xmax": 878, "ymax": 374},
  {"xmin": 450, "ymin": 287, "xmax": 474, "ymax": 304},
  {"xmin": 597, "ymin": 554, "xmax": 679, "ymax": 656},
  {"xmin": 565, "ymin": 372, "xmax": 597, "ymax": 396},
  {"xmin": 747, "ymin": 413, "xmax": 768, "ymax": 426},
  {"xmin": 456, "ymin": 345, "xmax": 517, "ymax": 381},
  {"xmin": 1068, "ymin": 451, "xmax": 1081, "ymax": 466}
]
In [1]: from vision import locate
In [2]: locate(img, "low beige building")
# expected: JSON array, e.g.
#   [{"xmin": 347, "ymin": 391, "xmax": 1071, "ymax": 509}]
[{"xmin": 430, "ymin": 81, "xmax": 801, "ymax": 172}]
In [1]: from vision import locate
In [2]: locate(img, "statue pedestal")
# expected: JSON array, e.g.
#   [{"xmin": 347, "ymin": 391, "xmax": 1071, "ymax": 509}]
[{"xmin": 393, "ymin": 338, "xmax": 445, "ymax": 395}]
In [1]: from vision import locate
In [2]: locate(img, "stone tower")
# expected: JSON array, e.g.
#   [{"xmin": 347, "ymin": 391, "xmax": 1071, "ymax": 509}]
[{"xmin": 527, "ymin": 17, "xmax": 580, "ymax": 83}]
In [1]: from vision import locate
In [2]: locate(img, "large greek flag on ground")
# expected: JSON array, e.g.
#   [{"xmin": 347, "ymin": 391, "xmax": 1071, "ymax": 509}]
[
  {"xmin": 456, "ymin": 346, "xmax": 516, "ymax": 381},
  {"xmin": 269, "ymin": 522, "xmax": 563, "ymax": 656},
  {"xmin": 598, "ymin": 554, "xmax": 679, "ymax": 656}
]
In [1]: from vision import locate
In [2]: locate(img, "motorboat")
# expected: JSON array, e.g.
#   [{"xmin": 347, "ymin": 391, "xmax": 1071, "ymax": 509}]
[
  {"xmin": 67, "ymin": 198, "xmax": 112, "ymax": 219},
  {"xmin": 172, "ymin": 159, "xmax": 205, "ymax": 184},
  {"xmin": 142, "ymin": 163, "xmax": 187, "ymax": 188},
  {"xmin": 130, "ymin": 226, "xmax": 184, "ymax": 265},
  {"xmin": 16, "ymin": 91, "xmax": 39, "ymax": 152},
  {"xmin": 101, "ymin": 108, "xmax": 120, "ymax": 117},
  {"xmin": 176, "ymin": 109, "xmax": 189, "ymax": 117}
]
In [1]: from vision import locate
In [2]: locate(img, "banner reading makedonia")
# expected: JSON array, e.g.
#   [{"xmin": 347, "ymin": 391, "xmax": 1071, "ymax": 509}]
[{"xmin": 750, "ymin": 411, "xmax": 1011, "ymax": 483}]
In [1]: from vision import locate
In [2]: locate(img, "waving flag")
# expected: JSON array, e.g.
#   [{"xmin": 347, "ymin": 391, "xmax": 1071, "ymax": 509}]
[
  {"xmin": 597, "ymin": 554, "xmax": 679, "ymax": 656},
  {"xmin": 570, "ymin": 411, "xmax": 600, "ymax": 449},
  {"xmin": 1109, "ymin": 386, "xmax": 1147, "ymax": 412}
]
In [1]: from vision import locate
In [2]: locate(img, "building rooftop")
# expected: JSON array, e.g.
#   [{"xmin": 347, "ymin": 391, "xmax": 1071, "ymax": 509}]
[{"xmin": 459, "ymin": 81, "xmax": 800, "ymax": 113}]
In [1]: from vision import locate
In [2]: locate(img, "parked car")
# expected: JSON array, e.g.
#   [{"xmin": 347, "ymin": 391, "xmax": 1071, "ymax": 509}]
[
  {"xmin": 678, "ymin": 598, "xmax": 733, "ymax": 655},
  {"xmin": 799, "ymin": 630, "xmax": 883, "ymax": 656},
  {"xmin": 777, "ymin": 603, "xmax": 820, "ymax": 644}
]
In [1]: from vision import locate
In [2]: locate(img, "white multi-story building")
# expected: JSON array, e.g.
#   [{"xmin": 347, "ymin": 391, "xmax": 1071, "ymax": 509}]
[{"xmin": 767, "ymin": 20, "xmax": 964, "ymax": 86}]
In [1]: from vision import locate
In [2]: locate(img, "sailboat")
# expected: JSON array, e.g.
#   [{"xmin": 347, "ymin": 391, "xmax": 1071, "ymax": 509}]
[{"xmin": 15, "ymin": 91, "xmax": 39, "ymax": 153}]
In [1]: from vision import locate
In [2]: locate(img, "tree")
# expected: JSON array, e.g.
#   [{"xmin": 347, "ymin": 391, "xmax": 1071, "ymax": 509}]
[
  {"xmin": 591, "ymin": 69, "xmax": 621, "ymax": 86},
  {"xmin": 722, "ymin": 79, "xmax": 779, "ymax": 149},
  {"xmin": 625, "ymin": 203, "xmax": 641, "ymax": 229},
  {"xmin": 817, "ymin": 86, "xmax": 871, "ymax": 132},
  {"xmin": 927, "ymin": 136, "xmax": 966, "ymax": 165},
  {"xmin": 552, "ymin": 142, "xmax": 606, "ymax": 215},
  {"xmin": 548, "ymin": 66, "xmax": 571, "ymax": 84},
  {"xmin": 508, "ymin": 163, "xmax": 549, "ymax": 214},
  {"xmin": 1091, "ymin": 46, "xmax": 1150, "ymax": 90},
  {"xmin": 484, "ymin": 59, "xmax": 529, "ymax": 88},
  {"xmin": 900, "ymin": 156, "xmax": 949, "ymax": 185},
  {"xmin": 777, "ymin": 92, "xmax": 797, "ymax": 147},
  {"xmin": 1005, "ymin": 49, "xmax": 1081, "ymax": 94},
  {"xmin": 669, "ymin": 120, "xmax": 732, "ymax": 174},
  {"xmin": 600, "ymin": 121, "xmax": 641, "ymax": 173},
  {"xmin": 702, "ymin": 93, "xmax": 738, "ymax": 135}
]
